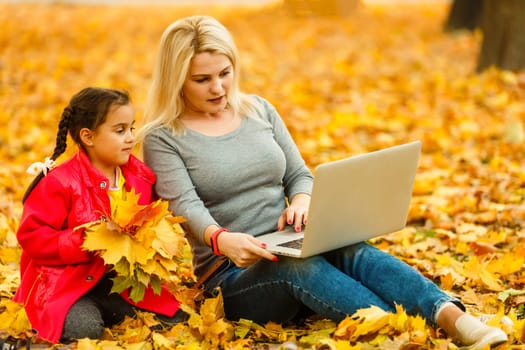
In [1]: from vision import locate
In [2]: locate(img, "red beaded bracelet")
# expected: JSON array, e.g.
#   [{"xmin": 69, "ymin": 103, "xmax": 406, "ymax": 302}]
[{"xmin": 210, "ymin": 227, "xmax": 229, "ymax": 256}]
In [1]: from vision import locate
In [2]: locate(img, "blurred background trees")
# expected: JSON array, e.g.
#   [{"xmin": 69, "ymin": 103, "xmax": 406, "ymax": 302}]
[
  {"xmin": 444, "ymin": 0, "xmax": 525, "ymax": 72},
  {"xmin": 284, "ymin": 0, "xmax": 525, "ymax": 73}
]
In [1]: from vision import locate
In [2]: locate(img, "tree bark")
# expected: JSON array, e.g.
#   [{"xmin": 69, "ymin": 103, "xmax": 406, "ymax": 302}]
[
  {"xmin": 477, "ymin": 0, "xmax": 525, "ymax": 72},
  {"xmin": 444, "ymin": 0, "xmax": 483, "ymax": 32}
]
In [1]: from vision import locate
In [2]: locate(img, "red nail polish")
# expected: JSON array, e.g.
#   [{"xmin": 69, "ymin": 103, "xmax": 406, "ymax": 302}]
[
  {"xmin": 272, "ymin": 256, "xmax": 279, "ymax": 262},
  {"xmin": 261, "ymin": 243, "xmax": 267, "ymax": 248}
]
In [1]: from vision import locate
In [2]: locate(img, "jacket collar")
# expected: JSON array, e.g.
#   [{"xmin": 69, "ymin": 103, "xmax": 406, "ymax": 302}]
[
  {"xmin": 75, "ymin": 149, "xmax": 110, "ymax": 190},
  {"xmin": 74, "ymin": 148, "xmax": 156, "ymax": 191}
]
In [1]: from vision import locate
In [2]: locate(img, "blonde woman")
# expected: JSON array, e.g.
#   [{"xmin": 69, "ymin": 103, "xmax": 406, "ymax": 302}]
[{"xmin": 140, "ymin": 16, "xmax": 508, "ymax": 349}]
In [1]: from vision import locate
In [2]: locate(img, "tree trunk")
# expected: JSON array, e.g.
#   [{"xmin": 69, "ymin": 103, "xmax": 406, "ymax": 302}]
[
  {"xmin": 444, "ymin": 0, "xmax": 483, "ymax": 32},
  {"xmin": 477, "ymin": 0, "xmax": 525, "ymax": 72}
]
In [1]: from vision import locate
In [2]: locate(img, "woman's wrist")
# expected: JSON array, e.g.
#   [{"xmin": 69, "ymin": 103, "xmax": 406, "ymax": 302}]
[{"xmin": 210, "ymin": 227, "xmax": 229, "ymax": 256}]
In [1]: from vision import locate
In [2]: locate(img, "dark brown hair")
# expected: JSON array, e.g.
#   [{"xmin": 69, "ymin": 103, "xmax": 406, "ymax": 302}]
[{"xmin": 22, "ymin": 87, "xmax": 130, "ymax": 203}]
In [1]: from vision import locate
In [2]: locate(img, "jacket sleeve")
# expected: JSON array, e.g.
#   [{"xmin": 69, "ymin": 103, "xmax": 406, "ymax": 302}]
[{"xmin": 17, "ymin": 175, "xmax": 92, "ymax": 266}]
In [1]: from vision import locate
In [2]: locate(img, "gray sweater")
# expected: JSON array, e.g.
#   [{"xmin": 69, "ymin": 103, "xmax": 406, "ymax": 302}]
[{"xmin": 143, "ymin": 96, "xmax": 313, "ymax": 276}]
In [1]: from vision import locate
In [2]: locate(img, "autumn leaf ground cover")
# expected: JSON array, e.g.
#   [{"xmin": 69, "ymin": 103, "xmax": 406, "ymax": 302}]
[{"xmin": 0, "ymin": 1, "xmax": 524, "ymax": 349}]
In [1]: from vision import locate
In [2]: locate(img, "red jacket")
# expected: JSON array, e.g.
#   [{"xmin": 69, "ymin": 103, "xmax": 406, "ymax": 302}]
[{"xmin": 14, "ymin": 150, "xmax": 180, "ymax": 343}]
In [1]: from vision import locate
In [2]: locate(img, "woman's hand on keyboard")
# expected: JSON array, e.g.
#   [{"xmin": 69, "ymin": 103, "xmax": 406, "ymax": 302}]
[{"xmin": 277, "ymin": 193, "xmax": 310, "ymax": 232}]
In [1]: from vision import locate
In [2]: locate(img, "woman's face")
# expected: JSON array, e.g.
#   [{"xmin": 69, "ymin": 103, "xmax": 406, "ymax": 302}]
[{"xmin": 182, "ymin": 52, "xmax": 233, "ymax": 116}]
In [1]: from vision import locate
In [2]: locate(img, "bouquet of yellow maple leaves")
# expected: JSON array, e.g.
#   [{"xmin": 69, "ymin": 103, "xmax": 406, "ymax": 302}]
[{"xmin": 78, "ymin": 189, "xmax": 196, "ymax": 303}]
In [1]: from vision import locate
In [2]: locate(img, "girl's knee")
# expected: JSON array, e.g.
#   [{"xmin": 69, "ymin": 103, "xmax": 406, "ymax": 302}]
[
  {"xmin": 61, "ymin": 315, "xmax": 104, "ymax": 342},
  {"xmin": 61, "ymin": 298, "xmax": 104, "ymax": 342}
]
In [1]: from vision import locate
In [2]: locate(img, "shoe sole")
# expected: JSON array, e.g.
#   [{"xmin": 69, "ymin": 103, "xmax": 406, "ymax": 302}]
[{"xmin": 459, "ymin": 331, "xmax": 508, "ymax": 350}]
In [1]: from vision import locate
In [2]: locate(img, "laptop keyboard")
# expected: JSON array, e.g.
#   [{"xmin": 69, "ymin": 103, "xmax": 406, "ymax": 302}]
[{"xmin": 277, "ymin": 237, "xmax": 304, "ymax": 249}]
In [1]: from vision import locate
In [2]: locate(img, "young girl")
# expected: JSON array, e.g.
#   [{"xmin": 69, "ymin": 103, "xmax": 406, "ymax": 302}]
[{"xmin": 14, "ymin": 87, "xmax": 185, "ymax": 344}]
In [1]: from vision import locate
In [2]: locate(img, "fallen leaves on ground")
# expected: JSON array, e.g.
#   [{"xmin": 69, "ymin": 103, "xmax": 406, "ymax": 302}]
[{"xmin": 0, "ymin": 1, "xmax": 524, "ymax": 349}]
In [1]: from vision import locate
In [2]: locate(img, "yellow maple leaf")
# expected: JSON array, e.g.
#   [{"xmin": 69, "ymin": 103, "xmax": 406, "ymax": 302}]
[
  {"xmin": 440, "ymin": 272, "xmax": 455, "ymax": 291},
  {"xmin": 150, "ymin": 218, "xmax": 187, "ymax": 259},
  {"xmin": 111, "ymin": 188, "xmax": 146, "ymax": 228},
  {"xmin": 408, "ymin": 314, "xmax": 429, "ymax": 344},
  {"xmin": 82, "ymin": 224, "xmax": 154, "ymax": 266},
  {"xmin": 463, "ymin": 256, "xmax": 503, "ymax": 291},
  {"xmin": 487, "ymin": 253, "xmax": 524, "ymax": 276},
  {"xmin": 151, "ymin": 332, "xmax": 173, "ymax": 349},
  {"xmin": 123, "ymin": 199, "xmax": 168, "ymax": 236},
  {"xmin": 389, "ymin": 304, "xmax": 409, "ymax": 332},
  {"xmin": 184, "ymin": 290, "xmax": 234, "ymax": 347},
  {"xmin": 76, "ymin": 338, "xmax": 100, "ymax": 350},
  {"xmin": 0, "ymin": 299, "xmax": 32, "ymax": 337},
  {"xmin": 80, "ymin": 190, "xmax": 193, "ymax": 303},
  {"xmin": 334, "ymin": 306, "xmax": 390, "ymax": 341}
]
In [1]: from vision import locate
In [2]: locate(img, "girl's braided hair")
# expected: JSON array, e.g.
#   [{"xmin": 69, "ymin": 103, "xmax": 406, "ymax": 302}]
[{"xmin": 22, "ymin": 87, "xmax": 130, "ymax": 203}]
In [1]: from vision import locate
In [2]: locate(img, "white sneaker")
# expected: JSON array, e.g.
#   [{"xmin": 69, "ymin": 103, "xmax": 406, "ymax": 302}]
[
  {"xmin": 455, "ymin": 314, "xmax": 508, "ymax": 350},
  {"xmin": 477, "ymin": 314, "xmax": 514, "ymax": 328},
  {"xmin": 459, "ymin": 326, "xmax": 508, "ymax": 350}
]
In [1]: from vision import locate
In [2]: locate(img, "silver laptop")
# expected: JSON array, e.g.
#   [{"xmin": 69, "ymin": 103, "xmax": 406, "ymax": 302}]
[{"xmin": 257, "ymin": 141, "xmax": 421, "ymax": 258}]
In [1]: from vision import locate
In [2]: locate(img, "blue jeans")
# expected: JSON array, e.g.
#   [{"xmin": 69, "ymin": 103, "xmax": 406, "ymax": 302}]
[{"xmin": 205, "ymin": 242, "xmax": 463, "ymax": 327}]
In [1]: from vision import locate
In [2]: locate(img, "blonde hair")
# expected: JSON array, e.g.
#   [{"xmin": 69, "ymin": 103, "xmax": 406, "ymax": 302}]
[{"xmin": 139, "ymin": 15, "xmax": 261, "ymax": 138}]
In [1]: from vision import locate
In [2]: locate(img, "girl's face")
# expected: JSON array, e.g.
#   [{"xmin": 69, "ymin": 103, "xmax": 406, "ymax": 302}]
[
  {"xmin": 182, "ymin": 52, "xmax": 233, "ymax": 116},
  {"xmin": 83, "ymin": 103, "xmax": 136, "ymax": 176}
]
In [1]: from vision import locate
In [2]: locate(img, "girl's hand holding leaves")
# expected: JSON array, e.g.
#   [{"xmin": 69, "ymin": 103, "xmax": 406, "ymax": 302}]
[{"xmin": 78, "ymin": 189, "xmax": 195, "ymax": 303}]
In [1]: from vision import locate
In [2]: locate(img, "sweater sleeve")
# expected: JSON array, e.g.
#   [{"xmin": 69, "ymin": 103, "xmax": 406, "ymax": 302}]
[{"xmin": 143, "ymin": 132, "xmax": 218, "ymax": 244}]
